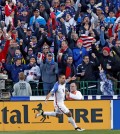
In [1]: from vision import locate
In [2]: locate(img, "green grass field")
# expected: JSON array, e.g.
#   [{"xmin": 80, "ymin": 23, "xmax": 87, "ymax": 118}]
[{"xmin": 0, "ymin": 130, "xmax": 120, "ymax": 134}]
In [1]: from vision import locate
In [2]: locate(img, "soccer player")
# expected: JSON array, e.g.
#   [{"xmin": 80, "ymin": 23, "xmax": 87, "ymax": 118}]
[{"xmin": 35, "ymin": 74, "xmax": 84, "ymax": 131}]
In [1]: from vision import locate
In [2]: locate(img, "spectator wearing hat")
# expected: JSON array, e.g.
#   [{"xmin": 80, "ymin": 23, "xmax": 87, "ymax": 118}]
[
  {"xmin": 17, "ymin": 27, "xmax": 32, "ymax": 47},
  {"xmin": 19, "ymin": 39, "xmax": 34, "ymax": 64},
  {"xmin": 105, "ymin": 11, "xmax": 116, "ymax": 25},
  {"xmin": 29, "ymin": 9, "xmax": 46, "ymax": 31},
  {"xmin": 79, "ymin": 14, "xmax": 91, "ymax": 35},
  {"xmin": 24, "ymin": 54, "xmax": 40, "ymax": 95},
  {"xmin": 92, "ymin": 44, "xmax": 118, "ymax": 76},
  {"xmin": 96, "ymin": 7, "xmax": 104, "ymax": 18},
  {"xmin": 56, "ymin": 3, "xmax": 66, "ymax": 19},
  {"xmin": 2, "ymin": 55, "xmax": 33, "ymax": 83},
  {"xmin": 60, "ymin": 3, "xmax": 66, "ymax": 12},
  {"xmin": 39, "ymin": 3, "xmax": 49, "ymax": 22},
  {"xmin": 40, "ymin": 52, "xmax": 58, "ymax": 95},
  {"xmin": 29, "ymin": 36, "xmax": 39, "ymax": 53},
  {"xmin": 10, "ymin": 48, "xmax": 26, "ymax": 65},
  {"xmin": 72, "ymin": 39, "xmax": 88, "ymax": 67}
]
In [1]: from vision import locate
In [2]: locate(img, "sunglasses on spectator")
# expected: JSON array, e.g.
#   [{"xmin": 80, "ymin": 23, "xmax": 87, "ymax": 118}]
[{"xmin": 43, "ymin": 47, "xmax": 49, "ymax": 49}]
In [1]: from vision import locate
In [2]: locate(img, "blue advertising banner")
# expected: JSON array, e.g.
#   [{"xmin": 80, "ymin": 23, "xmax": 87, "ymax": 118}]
[{"xmin": 113, "ymin": 100, "xmax": 120, "ymax": 129}]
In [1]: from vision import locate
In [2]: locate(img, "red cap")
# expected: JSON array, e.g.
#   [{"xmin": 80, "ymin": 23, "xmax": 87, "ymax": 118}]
[
  {"xmin": 77, "ymin": 39, "xmax": 83, "ymax": 44},
  {"xmin": 102, "ymin": 47, "xmax": 110, "ymax": 54}
]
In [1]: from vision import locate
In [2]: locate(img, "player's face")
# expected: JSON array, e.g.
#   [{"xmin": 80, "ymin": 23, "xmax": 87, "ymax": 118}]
[{"xmin": 59, "ymin": 76, "xmax": 66, "ymax": 85}]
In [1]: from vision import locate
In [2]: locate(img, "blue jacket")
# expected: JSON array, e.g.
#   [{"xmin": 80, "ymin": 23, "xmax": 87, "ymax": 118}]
[
  {"xmin": 29, "ymin": 16, "xmax": 46, "ymax": 26},
  {"xmin": 3, "ymin": 64, "xmax": 31, "ymax": 83},
  {"xmin": 73, "ymin": 47, "xmax": 88, "ymax": 67}
]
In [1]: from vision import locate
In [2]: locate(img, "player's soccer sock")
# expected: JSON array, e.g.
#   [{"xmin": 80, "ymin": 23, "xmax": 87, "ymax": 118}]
[
  {"xmin": 43, "ymin": 112, "xmax": 56, "ymax": 117},
  {"xmin": 68, "ymin": 117, "xmax": 77, "ymax": 128}
]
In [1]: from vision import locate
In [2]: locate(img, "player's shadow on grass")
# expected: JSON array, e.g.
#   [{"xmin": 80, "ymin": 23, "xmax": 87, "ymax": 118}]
[{"xmin": 32, "ymin": 103, "xmax": 49, "ymax": 122}]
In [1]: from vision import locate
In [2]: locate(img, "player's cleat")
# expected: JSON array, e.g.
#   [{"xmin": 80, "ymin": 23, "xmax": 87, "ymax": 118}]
[
  {"xmin": 75, "ymin": 127, "xmax": 85, "ymax": 131},
  {"xmin": 35, "ymin": 110, "xmax": 43, "ymax": 118}
]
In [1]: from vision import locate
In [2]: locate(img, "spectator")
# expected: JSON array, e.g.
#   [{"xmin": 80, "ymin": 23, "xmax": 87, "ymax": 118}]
[
  {"xmin": 61, "ymin": 56, "xmax": 76, "ymax": 80},
  {"xmin": 73, "ymin": 39, "xmax": 88, "ymax": 67},
  {"xmin": 99, "ymin": 64, "xmax": 115, "ymax": 95},
  {"xmin": 2, "ymin": 55, "xmax": 33, "ymax": 83},
  {"xmin": 1, "ymin": 0, "xmax": 120, "ymax": 96},
  {"xmin": 12, "ymin": 72, "xmax": 32, "ymax": 96},
  {"xmin": 92, "ymin": 44, "xmax": 119, "ymax": 76},
  {"xmin": 66, "ymin": 82, "xmax": 83, "ymax": 100},
  {"xmin": 76, "ymin": 54, "xmax": 99, "ymax": 81},
  {"xmin": 6, "ymin": 39, "xmax": 19, "ymax": 64},
  {"xmin": 19, "ymin": 39, "xmax": 34, "ymax": 64},
  {"xmin": 29, "ymin": 9, "xmax": 46, "ymax": 31},
  {"xmin": 24, "ymin": 54, "xmax": 40, "ymax": 95},
  {"xmin": 40, "ymin": 52, "xmax": 58, "ymax": 95},
  {"xmin": 0, "ymin": 34, "xmax": 11, "ymax": 63},
  {"xmin": 4, "ymin": 1, "xmax": 16, "ymax": 26},
  {"xmin": 11, "ymin": 48, "xmax": 26, "ymax": 64},
  {"xmin": 37, "ymin": 43, "xmax": 53, "ymax": 65},
  {"xmin": 57, "ymin": 40, "xmax": 73, "ymax": 72}
]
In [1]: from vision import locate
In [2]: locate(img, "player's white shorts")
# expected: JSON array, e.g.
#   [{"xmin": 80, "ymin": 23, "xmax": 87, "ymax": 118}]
[{"xmin": 54, "ymin": 103, "xmax": 70, "ymax": 114}]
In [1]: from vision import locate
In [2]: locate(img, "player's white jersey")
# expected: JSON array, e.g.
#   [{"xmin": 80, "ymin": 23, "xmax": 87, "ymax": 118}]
[
  {"xmin": 51, "ymin": 82, "xmax": 66, "ymax": 105},
  {"xmin": 24, "ymin": 65, "xmax": 41, "ymax": 82}
]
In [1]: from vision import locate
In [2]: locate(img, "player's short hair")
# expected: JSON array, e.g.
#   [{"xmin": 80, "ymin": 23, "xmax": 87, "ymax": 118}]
[{"xmin": 58, "ymin": 74, "xmax": 65, "ymax": 78}]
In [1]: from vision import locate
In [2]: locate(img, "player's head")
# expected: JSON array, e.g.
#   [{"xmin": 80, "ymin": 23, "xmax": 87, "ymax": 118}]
[
  {"xmin": 58, "ymin": 74, "xmax": 66, "ymax": 85},
  {"xmin": 70, "ymin": 82, "xmax": 77, "ymax": 93}
]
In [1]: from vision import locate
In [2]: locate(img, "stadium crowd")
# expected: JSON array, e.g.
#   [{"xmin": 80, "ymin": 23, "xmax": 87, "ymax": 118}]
[{"xmin": 0, "ymin": 0, "xmax": 120, "ymax": 96}]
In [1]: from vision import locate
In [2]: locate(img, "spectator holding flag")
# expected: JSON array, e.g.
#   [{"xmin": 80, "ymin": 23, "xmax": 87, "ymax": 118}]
[{"xmin": 99, "ymin": 64, "xmax": 115, "ymax": 95}]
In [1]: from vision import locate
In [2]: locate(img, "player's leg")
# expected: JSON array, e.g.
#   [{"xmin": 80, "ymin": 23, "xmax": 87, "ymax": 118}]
[
  {"xmin": 58, "ymin": 104, "xmax": 85, "ymax": 131},
  {"xmin": 66, "ymin": 111, "xmax": 85, "ymax": 131},
  {"xmin": 35, "ymin": 105, "xmax": 62, "ymax": 118}
]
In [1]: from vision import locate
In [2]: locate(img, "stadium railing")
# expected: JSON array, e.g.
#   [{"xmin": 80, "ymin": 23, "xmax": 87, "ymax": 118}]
[
  {"xmin": 28, "ymin": 81, "xmax": 120, "ymax": 96},
  {"xmin": 1, "ymin": 80, "xmax": 120, "ymax": 96}
]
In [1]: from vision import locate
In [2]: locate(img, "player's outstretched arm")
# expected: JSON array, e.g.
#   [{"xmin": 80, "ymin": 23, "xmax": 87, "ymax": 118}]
[{"xmin": 45, "ymin": 92, "xmax": 52, "ymax": 103}]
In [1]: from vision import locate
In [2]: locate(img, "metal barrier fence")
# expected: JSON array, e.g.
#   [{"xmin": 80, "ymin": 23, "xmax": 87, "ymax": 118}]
[
  {"xmin": 1, "ymin": 80, "xmax": 120, "ymax": 96},
  {"xmin": 29, "ymin": 81, "xmax": 120, "ymax": 96}
]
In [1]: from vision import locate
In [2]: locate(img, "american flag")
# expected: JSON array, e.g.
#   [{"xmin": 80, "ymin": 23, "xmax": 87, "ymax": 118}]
[{"xmin": 80, "ymin": 34, "xmax": 94, "ymax": 49}]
